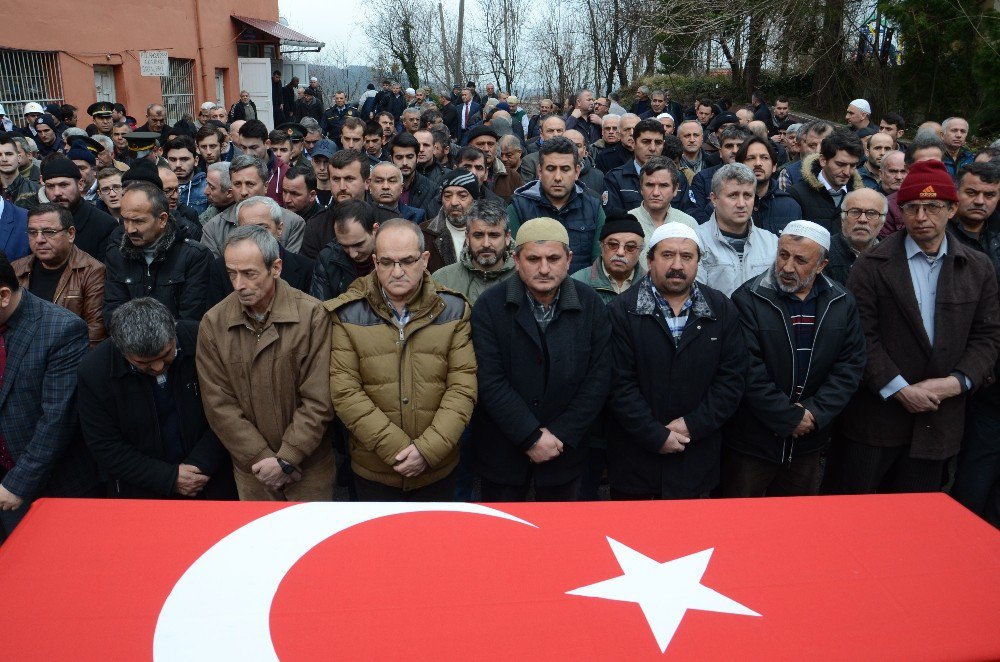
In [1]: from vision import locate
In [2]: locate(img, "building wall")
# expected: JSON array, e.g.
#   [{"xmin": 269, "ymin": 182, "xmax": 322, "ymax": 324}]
[{"xmin": 3, "ymin": 0, "xmax": 278, "ymax": 120}]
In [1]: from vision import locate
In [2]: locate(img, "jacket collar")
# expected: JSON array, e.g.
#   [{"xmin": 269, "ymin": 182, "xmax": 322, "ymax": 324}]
[
  {"xmin": 634, "ymin": 274, "xmax": 714, "ymax": 320},
  {"xmin": 223, "ymin": 278, "xmax": 301, "ymax": 329},
  {"xmin": 800, "ymin": 153, "xmax": 864, "ymax": 193},
  {"xmin": 504, "ymin": 273, "xmax": 583, "ymax": 314}
]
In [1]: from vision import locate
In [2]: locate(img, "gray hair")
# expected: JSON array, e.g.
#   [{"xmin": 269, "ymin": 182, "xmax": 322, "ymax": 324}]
[
  {"xmin": 92, "ymin": 135, "xmax": 114, "ymax": 153},
  {"xmin": 600, "ymin": 114, "xmax": 620, "ymax": 127},
  {"xmin": 107, "ymin": 298, "xmax": 176, "ymax": 358},
  {"xmin": 401, "ymin": 107, "xmax": 421, "ymax": 119},
  {"xmin": 236, "ymin": 195, "xmax": 282, "ymax": 226},
  {"xmin": 300, "ymin": 117, "xmax": 321, "ymax": 134},
  {"xmin": 711, "ymin": 162, "xmax": 756, "ymax": 195},
  {"xmin": 463, "ymin": 199, "xmax": 508, "ymax": 230},
  {"xmin": 841, "ymin": 187, "xmax": 889, "ymax": 215},
  {"xmin": 207, "ymin": 161, "xmax": 232, "ymax": 190},
  {"xmin": 229, "ymin": 154, "xmax": 267, "ymax": 182},
  {"xmin": 23, "ymin": 136, "xmax": 38, "ymax": 153},
  {"xmin": 63, "ymin": 127, "xmax": 88, "ymax": 142},
  {"xmin": 498, "ymin": 134, "xmax": 522, "ymax": 153},
  {"xmin": 224, "ymin": 224, "xmax": 281, "ymax": 268},
  {"xmin": 11, "ymin": 135, "xmax": 30, "ymax": 154},
  {"xmin": 375, "ymin": 217, "xmax": 425, "ymax": 252},
  {"xmin": 941, "ymin": 116, "xmax": 967, "ymax": 133},
  {"xmin": 637, "ymin": 85, "xmax": 650, "ymax": 94}
]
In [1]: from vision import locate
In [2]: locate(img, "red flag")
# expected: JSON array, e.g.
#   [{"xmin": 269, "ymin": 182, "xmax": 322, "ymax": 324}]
[{"xmin": 0, "ymin": 494, "xmax": 998, "ymax": 660}]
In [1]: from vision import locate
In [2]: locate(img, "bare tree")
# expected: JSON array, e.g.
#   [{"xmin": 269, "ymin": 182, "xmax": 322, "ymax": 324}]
[
  {"xmin": 363, "ymin": 0, "xmax": 434, "ymax": 87},
  {"xmin": 474, "ymin": 0, "xmax": 529, "ymax": 93}
]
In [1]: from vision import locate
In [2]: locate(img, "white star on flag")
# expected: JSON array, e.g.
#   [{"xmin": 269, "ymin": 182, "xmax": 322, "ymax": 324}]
[{"xmin": 567, "ymin": 538, "xmax": 761, "ymax": 652}]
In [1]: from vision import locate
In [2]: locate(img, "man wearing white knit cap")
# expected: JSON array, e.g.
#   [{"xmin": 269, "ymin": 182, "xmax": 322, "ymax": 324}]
[
  {"xmin": 845, "ymin": 99, "xmax": 873, "ymax": 133},
  {"xmin": 724, "ymin": 219, "xmax": 866, "ymax": 497},
  {"xmin": 607, "ymin": 217, "xmax": 748, "ymax": 499}
]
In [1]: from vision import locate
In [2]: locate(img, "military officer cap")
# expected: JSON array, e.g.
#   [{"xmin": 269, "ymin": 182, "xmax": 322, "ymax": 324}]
[
  {"xmin": 125, "ymin": 131, "xmax": 161, "ymax": 157},
  {"xmin": 276, "ymin": 122, "xmax": 307, "ymax": 142},
  {"xmin": 87, "ymin": 101, "xmax": 115, "ymax": 117},
  {"xmin": 73, "ymin": 135, "xmax": 106, "ymax": 154}
]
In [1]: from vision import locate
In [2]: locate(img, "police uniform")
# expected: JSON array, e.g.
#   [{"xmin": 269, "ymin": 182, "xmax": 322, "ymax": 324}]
[
  {"xmin": 320, "ymin": 104, "xmax": 358, "ymax": 143},
  {"xmin": 87, "ymin": 101, "xmax": 115, "ymax": 137}
]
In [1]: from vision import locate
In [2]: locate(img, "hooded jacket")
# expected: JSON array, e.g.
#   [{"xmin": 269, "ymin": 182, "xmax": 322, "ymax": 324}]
[
  {"xmin": 103, "ymin": 218, "xmax": 213, "ymax": 322},
  {"xmin": 508, "ymin": 180, "xmax": 605, "ymax": 274},
  {"xmin": 788, "ymin": 153, "xmax": 865, "ymax": 233}
]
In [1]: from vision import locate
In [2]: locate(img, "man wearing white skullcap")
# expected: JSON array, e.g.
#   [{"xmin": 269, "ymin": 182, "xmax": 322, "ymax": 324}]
[
  {"xmin": 723, "ymin": 218, "xmax": 866, "ymax": 497},
  {"xmin": 606, "ymin": 210, "xmax": 748, "ymax": 499},
  {"xmin": 845, "ymin": 99, "xmax": 872, "ymax": 133}
]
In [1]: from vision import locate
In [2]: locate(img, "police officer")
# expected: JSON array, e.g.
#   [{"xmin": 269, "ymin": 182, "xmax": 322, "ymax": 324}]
[
  {"xmin": 320, "ymin": 91, "xmax": 358, "ymax": 145},
  {"xmin": 87, "ymin": 101, "xmax": 115, "ymax": 138}
]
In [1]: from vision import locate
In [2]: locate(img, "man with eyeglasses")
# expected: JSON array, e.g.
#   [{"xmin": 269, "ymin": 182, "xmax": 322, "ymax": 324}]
[
  {"xmin": 96, "ymin": 168, "xmax": 124, "ymax": 221},
  {"xmin": 571, "ymin": 210, "xmax": 645, "ymax": 303},
  {"xmin": 327, "ymin": 218, "xmax": 477, "ymax": 501},
  {"xmin": 838, "ymin": 160, "xmax": 1000, "ymax": 494},
  {"xmin": 40, "ymin": 157, "xmax": 116, "ymax": 263},
  {"xmin": 11, "ymin": 203, "xmax": 106, "ymax": 346},
  {"xmin": 825, "ymin": 188, "xmax": 887, "ymax": 285}
]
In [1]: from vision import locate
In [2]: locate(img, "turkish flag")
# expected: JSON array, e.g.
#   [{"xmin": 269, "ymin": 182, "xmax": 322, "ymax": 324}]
[{"xmin": 0, "ymin": 494, "xmax": 998, "ymax": 661}]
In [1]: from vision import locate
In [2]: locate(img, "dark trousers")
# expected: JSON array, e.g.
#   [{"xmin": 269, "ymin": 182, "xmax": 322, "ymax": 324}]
[
  {"xmin": 579, "ymin": 447, "xmax": 607, "ymax": 501},
  {"xmin": 838, "ymin": 439, "xmax": 946, "ymax": 494},
  {"xmin": 951, "ymin": 398, "xmax": 1000, "ymax": 527},
  {"xmin": 610, "ymin": 488, "xmax": 711, "ymax": 500},
  {"xmin": 720, "ymin": 447, "xmax": 824, "ymax": 497},
  {"xmin": 452, "ymin": 426, "xmax": 475, "ymax": 501},
  {"xmin": 480, "ymin": 475, "xmax": 582, "ymax": 502},
  {"xmin": 354, "ymin": 472, "xmax": 458, "ymax": 502}
]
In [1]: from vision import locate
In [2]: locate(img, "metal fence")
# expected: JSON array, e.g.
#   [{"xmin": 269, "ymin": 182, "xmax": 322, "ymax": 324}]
[
  {"xmin": 0, "ymin": 49, "xmax": 64, "ymax": 126},
  {"xmin": 160, "ymin": 58, "xmax": 195, "ymax": 124}
]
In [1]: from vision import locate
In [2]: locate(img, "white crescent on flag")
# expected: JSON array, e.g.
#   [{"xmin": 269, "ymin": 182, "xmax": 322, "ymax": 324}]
[{"xmin": 152, "ymin": 502, "xmax": 537, "ymax": 661}]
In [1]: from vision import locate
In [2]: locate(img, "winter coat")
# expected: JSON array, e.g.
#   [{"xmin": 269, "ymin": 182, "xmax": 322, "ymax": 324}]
[
  {"xmin": 77, "ymin": 321, "xmax": 236, "ymax": 500},
  {"xmin": 103, "ymin": 219, "xmax": 213, "ymax": 322},
  {"xmin": 727, "ymin": 270, "xmax": 866, "ymax": 463},
  {"xmin": 470, "ymin": 275, "xmax": 611, "ymax": 486},
  {"xmin": 570, "ymin": 257, "xmax": 645, "ymax": 304},
  {"xmin": 508, "ymin": 180, "xmax": 605, "ymax": 274},
  {"xmin": 13, "ymin": 245, "xmax": 106, "ymax": 347},
  {"xmin": 695, "ymin": 215, "xmax": 779, "ymax": 297},
  {"xmin": 310, "ymin": 240, "xmax": 362, "ymax": 302},
  {"xmin": 788, "ymin": 153, "xmax": 865, "ymax": 234},
  {"xmin": 608, "ymin": 277, "xmax": 747, "ymax": 497},
  {"xmin": 843, "ymin": 231, "xmax": 1000, "ymax": 459},
  {"xmin": 327, "ymin": 271, "xmax": 477, "ymax": 489}
]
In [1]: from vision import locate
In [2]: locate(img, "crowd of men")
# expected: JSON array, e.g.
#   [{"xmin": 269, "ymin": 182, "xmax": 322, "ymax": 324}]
[{"xmin": 0, "ymin": 73, "xmax": 999, "ymax": 543}]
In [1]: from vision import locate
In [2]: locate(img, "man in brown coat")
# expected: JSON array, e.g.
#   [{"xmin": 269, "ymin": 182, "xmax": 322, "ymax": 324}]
[
  {"xmin": 197, "ymin": 224, "xmax": 335, "ymax": 501},
  {"xmin": 841, "ymin": 160, "xmax": 1000, "ymax": 493},
  {"xmin": 12, "ymin": 203, "xmax": 105, "ymax": 347}
]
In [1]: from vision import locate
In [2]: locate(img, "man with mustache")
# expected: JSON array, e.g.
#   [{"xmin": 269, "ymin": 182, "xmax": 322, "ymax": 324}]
[
  {"xmin": 420, "ymin": 169, "xmax": 479, "ymax": 272},
  {"xmin": 103, "ymin": 182, "xmax": 212, "ymax": 321},
  {"xmin": 40, "ymin": 157, "xmax": 116, "ymax": 263},
  {"xmin": 607, "ymin": 222, "xmax": 747, "ymax": 499},
  {"xmin": 825, "ymin": 188, "xmax": 887, "ymax": 285},
  {"xmin": 571, "ymin": 210, "xmax": 645, "ymax": 303},
  {"xmin": 725, "ymin": 221, "xmax": 866, "ymax": 496},
  {"xmin": 948, "ymin": 161, "xmax": 1000, "ymax": 525},
  {"xmin": 432, "ymin": 199, "xmax": 515, "ymax": 304}
]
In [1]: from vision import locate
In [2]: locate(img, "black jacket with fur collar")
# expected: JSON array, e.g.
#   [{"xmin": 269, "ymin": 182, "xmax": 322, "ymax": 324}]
[{"xmin": 788, "ymin": 153, "xmax": 864, "ymax": 234}]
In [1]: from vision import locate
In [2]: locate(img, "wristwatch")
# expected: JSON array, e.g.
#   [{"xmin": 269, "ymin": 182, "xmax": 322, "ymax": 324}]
[{"xmin": 276, "ymin": 458, "xmax": 297, "ymax": 475}]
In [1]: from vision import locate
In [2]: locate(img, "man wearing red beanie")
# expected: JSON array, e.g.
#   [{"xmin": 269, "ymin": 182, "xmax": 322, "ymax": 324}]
[{"xmin": 835, "ymin": 159, "xmax": 1000, "ymax": 493}]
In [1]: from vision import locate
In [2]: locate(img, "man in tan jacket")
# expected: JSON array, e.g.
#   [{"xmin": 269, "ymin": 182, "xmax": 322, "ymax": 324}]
[
  {"xmin": 12, "ymin": 203, "xmax": 106, "ymax": 347},
  {"xmin": 327, "ymin": 218, "xmax": 477, "ymax": 501},
  {"xmin": 197, "ymin": 224, "xmax": 335, "ymax": 501}
]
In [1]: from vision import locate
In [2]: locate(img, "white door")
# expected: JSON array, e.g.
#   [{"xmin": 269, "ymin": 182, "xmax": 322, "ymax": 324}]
[
  {"xmin": 215, "ymin": 70, "xmax": 225, "ymax": 107},
  {"xmin": 94, "ymin": 66, "xmax": 116, "ymax": 103},
  {"xmin": 237, "ymin": 57, "xmax": 274, "ymax": 129}
]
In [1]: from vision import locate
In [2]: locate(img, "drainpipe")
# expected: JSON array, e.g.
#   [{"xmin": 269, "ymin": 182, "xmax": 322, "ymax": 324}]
[{"xmin": 193, "ymin": 0, "xmax": 210, "ymax": 101}]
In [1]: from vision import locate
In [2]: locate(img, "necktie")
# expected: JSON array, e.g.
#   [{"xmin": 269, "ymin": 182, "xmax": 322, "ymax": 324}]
[{"xmin": 464, "ymin": 104, "xmax": 469, "ymax": 129}]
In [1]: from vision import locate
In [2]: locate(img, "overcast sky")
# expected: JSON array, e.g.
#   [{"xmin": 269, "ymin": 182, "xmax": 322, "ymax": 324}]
[{"xmin": 277, "ymin": 0, "xmax": 373, "ymax": 64}]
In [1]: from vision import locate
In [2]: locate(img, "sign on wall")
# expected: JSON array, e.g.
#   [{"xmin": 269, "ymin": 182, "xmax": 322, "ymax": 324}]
[{"xmin": 139, "ymin": 50, "xmax": 170, "ymax": 77}]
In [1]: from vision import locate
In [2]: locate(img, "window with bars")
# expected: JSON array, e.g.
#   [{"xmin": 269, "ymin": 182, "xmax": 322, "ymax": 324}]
[
  {"xmin": 160, "ymin": 58, "xmax": 195, "ymax": 124},
  {"xmin": 0, "ymin": 49, "xmax": 64, "ymax": 126}
]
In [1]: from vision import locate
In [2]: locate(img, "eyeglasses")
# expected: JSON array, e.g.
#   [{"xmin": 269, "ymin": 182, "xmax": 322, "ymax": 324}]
[
  {"xmin": 162, "ymin": 186, "xmax": 178, "ymax": 196},
  {"xmin": 375, "ymin": 255, "xmax": 422, "ymax": 269},
  {"xmin": 603, "ymin": 240, "xmax": 641, "ymax": 254},
  {"xmin": 26, "ymin": 228, "xmax": 67, "ymax": 238},
  {"xmin": 901, "ymin": 201, "xmax": 950, "ymax": 217},
  {"xmin": 99, "ymin": 184, "xmax": 123, "ymax": 195},
  {"xmin": 843, "ymin": 208, "xmax": 885, "ymax": 221}
]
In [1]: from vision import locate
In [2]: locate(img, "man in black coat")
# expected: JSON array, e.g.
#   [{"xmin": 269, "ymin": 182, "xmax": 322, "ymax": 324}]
[
  {"xmin": 724, "ymin": 221, "xmax": 866, "ymax": 496},
  {"xmin": 207, "ymin": 196, "xmax": 313, "ymax": 307},
  {"xmin": 78, "ymin": 298, "xmax": 236, "ymax": 500},
  {"xmin": 824, "ymin": 187, "xmax": 886, "ymax": 285},
  {"xmin": 789, "ymin": 129, "xmax": 865, "ymax": 233},
  {"xmin": 103, "ymin": 183, "xmax": 213, "ymax": 322},
  {"xmin": 309, "ymin": 204, "xmax": 377, "ymax": 301},
  {"xmin": 41, "ymin": 157, "xmax": 116, "ymax": 262},
  {"xmin": 608, "ymin": 222, "xmax": 746, "ymax": 499},
  {"xmin": 471, "ymin": 217, "xmax": 611, "ymax": 501}
]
